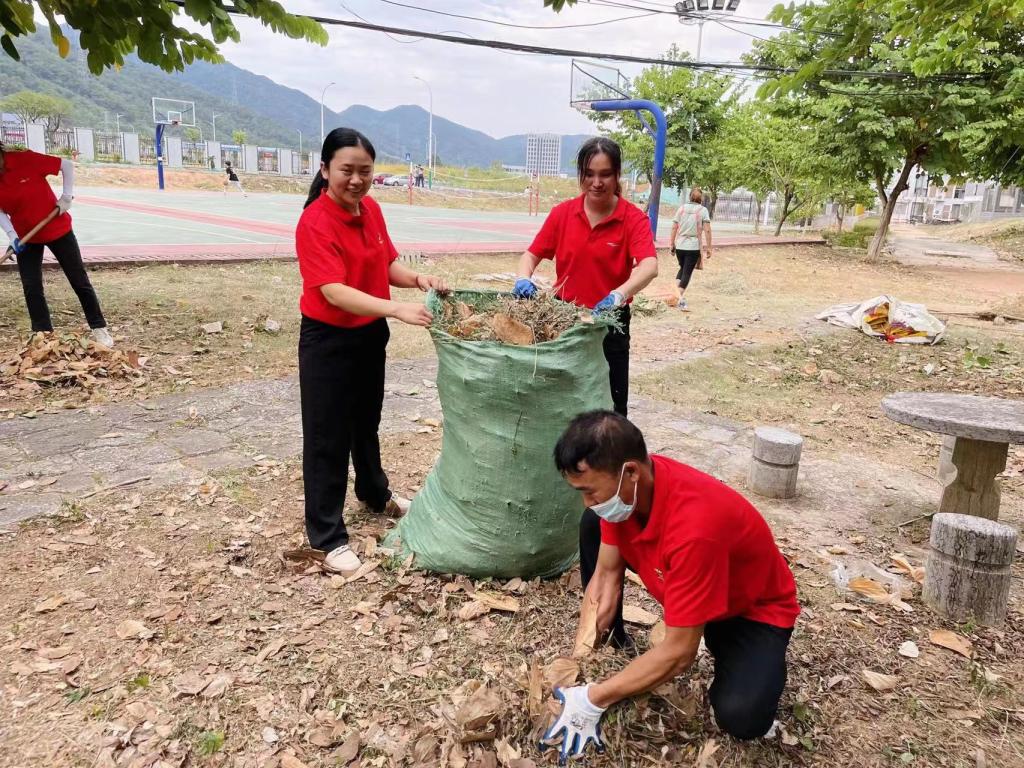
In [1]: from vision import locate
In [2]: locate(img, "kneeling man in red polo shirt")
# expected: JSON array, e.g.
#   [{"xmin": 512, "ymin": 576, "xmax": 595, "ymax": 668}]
[{"xmin": 543, "ymin": 411, "xmax": 799, "ymax": 761}]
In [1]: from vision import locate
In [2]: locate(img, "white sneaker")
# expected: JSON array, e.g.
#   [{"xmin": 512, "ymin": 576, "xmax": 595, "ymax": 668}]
[
  {"xmin": 324, "ymin": 544, "xmax": 362, "ymax": 575},
  {"xmin": 390, "ymin": 495, "xmax": 411, "ymax": 514},
  {"xmin": 358, "ymin": 494, "xmax": 411, "ymax": 517},
  {"xmin": 91, "ymin": 327, "xmax": 115, "ymax": 348}
]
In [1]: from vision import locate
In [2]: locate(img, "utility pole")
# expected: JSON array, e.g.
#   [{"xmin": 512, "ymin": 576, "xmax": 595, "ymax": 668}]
[
  {"xmin": 320, "ymin": 82, "xmax": 336, "ymax": 147},
  {"xmin": 675, "ymin": 0, "xmax": 741, "ymax": 62},
  {"xmin": 413, "ymin": 76, "xmax": 434, "ymax": 188},
  {"xmin": 212, "ymin": 112, "xmax": 220, "ymax": 143}
]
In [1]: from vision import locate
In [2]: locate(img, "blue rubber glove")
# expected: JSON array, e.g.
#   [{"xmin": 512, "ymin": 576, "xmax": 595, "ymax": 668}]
[
  {"xmin": 593, "ymin": 291, "xmax": 625, "ymax": 314},
  {"xmin": 512, "ymin": 278, "xmax": 537, "ymax": 299},
  {"xmin": 540, "ymin": 685, "xmax": 606, "ymax": 764},
  {"xmin": 11, "ymin": 237, "xmax": 23, "ymax": 255}
]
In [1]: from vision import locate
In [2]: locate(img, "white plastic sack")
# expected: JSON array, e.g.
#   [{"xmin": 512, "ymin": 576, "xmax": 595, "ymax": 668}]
[{"xmin": 816, "ymin": 295, "xmax": 945, "ymax": 344}]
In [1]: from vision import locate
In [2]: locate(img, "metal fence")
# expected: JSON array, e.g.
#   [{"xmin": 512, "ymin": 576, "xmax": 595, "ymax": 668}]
[
  {"xmin": 257, "ymin": 148, "xmax": 279, "ymax": 173},
  {"xmin": 221, "ymin": 144, "xmax": 243, "ymax": 171},
  {"xmin": 50, "ymin": 129, "xmax": 77, "ymax": 156},
  {"xmin": 94, "ymin": 132, "xmax": 125, "ymax": 162},
  {"xmin": 712, "ymin": 193, "xmax": 759, "ymax": 222},
  {"xmin": 182, "ymin": 140, "xmax": 207, "ymax": 168},
  {"xmin": 292, "ymin": 152, "xmax": 312, "ymax": 176},
  {"xmin": 0, "ymin": 121, "xmax": 26, "ymax": 147},
  {"xmin": 139, "ymin": 135, "xmax": 157, "ymax": 164}
]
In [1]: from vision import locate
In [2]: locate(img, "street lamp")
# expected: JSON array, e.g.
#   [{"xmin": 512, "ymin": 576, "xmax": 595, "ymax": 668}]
[
  {"xmin": 675, "ymin": 0, "xmax": 740, "ymax": 61},
  {"xmin": 211, "ymin": 112, "xmax": 220, "ymax": 143},
  {"xmin": 297, "ymin": 129, "xmax": 303, "ymax": 157},
  {"xmin": 320, "ymin": 82, "xmax": 336, "ymax": 147},
  {"xmin": 413, "ymin": 75, "xmax": 434, "ymax": 188},
  {"xmin": 115, "ymin": 113, "xmax": 126, "ymax": 133}
]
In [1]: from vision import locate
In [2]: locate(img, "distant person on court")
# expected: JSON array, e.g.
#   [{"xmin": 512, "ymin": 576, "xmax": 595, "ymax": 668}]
[
  {"xmin": 296, "ymin": 127, "xmax": 449, "ymax": 575},
  {"xmin": 415, "ymin": 165, "xmax": 425, "ymax": 188},
  {"xmin": 223, "ymin": 161, "xmax": 247, "ymax": 197},
  {"xmin": 669, "ymin": 186, "xmax": 712, "ymax": 309},
  {"xmin": 513, "ymin": 137, "xmax": 657, "ymax": 417},
  {"xmin": 0, "ymin": 141, "xmax": 114, "ymax": 347}
]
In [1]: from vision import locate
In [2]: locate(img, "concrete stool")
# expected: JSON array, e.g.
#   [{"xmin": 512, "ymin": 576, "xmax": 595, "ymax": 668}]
[
  {"xmin": 748, "ymin": 427, "xmax": 803, "ymax": 499},
  {"xmin": 923, "ymin": 513, "xmax": 1017, "ymax": 627}
]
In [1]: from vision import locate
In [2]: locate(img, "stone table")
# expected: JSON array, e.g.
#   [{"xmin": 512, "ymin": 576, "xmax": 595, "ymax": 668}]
[{"xmin": 882, "ymin": 392, "xmax": 1024, "ymax": 520}]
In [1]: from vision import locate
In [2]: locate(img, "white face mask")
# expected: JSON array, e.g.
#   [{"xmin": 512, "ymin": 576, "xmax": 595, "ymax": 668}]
[{"xmin": 590, "ymin": 465, "xmax": 636, "ymax": 523}]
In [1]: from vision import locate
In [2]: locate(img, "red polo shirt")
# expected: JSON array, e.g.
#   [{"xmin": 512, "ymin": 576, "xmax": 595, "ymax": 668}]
[
  {"xmin": 601, "ymin": 455, "xmax": 799, "ymax": 629},
  {"xmin": 0, "ymin": 150, "xmax": 71, "ymax": 243},
  {"xmin": 527, "ymin": 194, "xmax": 656, "ymax": 309},
  {"xmin": 296, "ymin": 192, "xmax": 399, "ymax": 328}
]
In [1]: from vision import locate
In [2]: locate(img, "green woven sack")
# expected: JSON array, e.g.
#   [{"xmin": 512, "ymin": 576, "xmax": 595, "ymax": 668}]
[{"xmin": 387, "ymin": 290, "xmax": 614, "ymax": 579}]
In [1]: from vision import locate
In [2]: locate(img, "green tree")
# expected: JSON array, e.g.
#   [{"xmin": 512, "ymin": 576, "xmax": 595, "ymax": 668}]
[
  {"xmin": 584, "ymin": 45, "xmax": 738, "ymax": 216},
  {"xmin": 0, "ymin": 0, "xmax": 327, "ymax": 74},
  {"xmin": 232, "ymin": 130, "xmax": 247, "ymax": 146},
  {"xmin": 0, "ymin": 89, "xmax": 73, "ymax": 143},
  {"xmin": 752, "ymin": 0, "xmax": 1024, "ymax": 258},
  {"xmin": 183, "ymin": 127, "xmax": 201, "ymax": 142}
]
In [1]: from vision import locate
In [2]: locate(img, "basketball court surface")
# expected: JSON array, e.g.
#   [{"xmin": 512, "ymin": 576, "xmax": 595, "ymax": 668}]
[{"xmin": 9, "ymin": 186, "xmax": 817, "ymax": 268}]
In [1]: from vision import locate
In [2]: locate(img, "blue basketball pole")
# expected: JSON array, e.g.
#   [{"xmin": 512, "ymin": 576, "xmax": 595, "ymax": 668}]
[
  {"xmin": 156, "ymin": 123, "xmax": 166, "ymax": 190},
  {"xmin": 589, "ymin": 99, "xmax": 667, "ymax": 236}
]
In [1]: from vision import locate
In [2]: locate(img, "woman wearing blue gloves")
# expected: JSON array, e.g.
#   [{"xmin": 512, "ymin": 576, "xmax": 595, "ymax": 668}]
[{"xmin": 513, "ymin": 137, "xmax": 657, "ymax": 417}]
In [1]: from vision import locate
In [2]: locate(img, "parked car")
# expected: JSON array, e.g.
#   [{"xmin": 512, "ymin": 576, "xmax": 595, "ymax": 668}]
[
  {"xmin": 372, "ymin": 173, "xmax": 388, "ymax": 185},
  {"xmin": 382, "ymin": 174, "xmax": 408, "ymax": 186}
]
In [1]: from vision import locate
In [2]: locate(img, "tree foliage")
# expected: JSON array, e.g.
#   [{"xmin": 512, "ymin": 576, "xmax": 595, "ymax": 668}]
[
  {"xmin": 0, "ymin": 89, "xmax": 73, "ymax": 141},
  {"xmin": 232, "ymin": 130, "xmax": 247, "ymax": 146},
  {"xmin": 752, "ymin": 0, "xmax": 1024, "ymax": 257},
  {"xmin": 0, "ymin": 0, "xmax": 327, "ymax": 74},
  {"xmin": 584, "ymin": 45, "xmax": 738, "ymax": 213}
]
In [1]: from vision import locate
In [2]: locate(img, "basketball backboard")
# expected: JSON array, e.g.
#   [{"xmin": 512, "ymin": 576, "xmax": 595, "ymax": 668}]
[
  {"xmin": 152, "ymin": 97, "xmax": 196, "ymax": 127},
  {"xmin": 570, "ymin": 60, "xmax": 632, "ymax": 112}
]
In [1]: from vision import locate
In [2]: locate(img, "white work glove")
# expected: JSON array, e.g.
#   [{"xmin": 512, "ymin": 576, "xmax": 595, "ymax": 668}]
[
  {"xmin": 57, "ymin": 194, "xmax": 73, "ymax": 215},
  {"xmin": 540, "ymin": 685, "xmax": 606, "ymax": 763}
]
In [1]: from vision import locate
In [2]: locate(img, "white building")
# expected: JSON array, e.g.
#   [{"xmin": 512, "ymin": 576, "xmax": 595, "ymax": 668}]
[
  {"xmin": 891, "ymin": 169, "xmax": 1023, "ymax": 223},
  {"xmin": 526, "ymin": 133, "xmax": 561, "ymax": 177}
]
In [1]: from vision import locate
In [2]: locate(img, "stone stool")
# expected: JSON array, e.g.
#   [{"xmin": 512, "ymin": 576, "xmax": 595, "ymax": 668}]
[
  {"xmin": 748, "ymin": 427, "xmax": 803, "ymax": 499},
  {"xmin": 923, "ymin": 513, "xmax": 1017, "ymax": 627}
]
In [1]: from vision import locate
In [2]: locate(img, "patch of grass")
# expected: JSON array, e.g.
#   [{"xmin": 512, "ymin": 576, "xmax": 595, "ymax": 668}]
[
  {"xmin": 824, "ymin": 229, "xmax": 872, "ymax": 249},
  {"xmin": 126, "ymin": 672, "xmax": 151, "ymax": 692},
  {"xmin": 64, "ymin": 687, "xmax": 90, "ymax": 704},
  {"xmin": 196, "ymin": 730, "xmax": 225, "ymax": 756}
]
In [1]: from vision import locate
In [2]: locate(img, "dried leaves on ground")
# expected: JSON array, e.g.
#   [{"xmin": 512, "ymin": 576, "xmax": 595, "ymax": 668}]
[
  {"xmin": 0, "ymin": 332, "xmax": 144, "ymax": 395},
  {"xmin": 434, "ymin": 293, "xmax": 587, "ymax": 344}
]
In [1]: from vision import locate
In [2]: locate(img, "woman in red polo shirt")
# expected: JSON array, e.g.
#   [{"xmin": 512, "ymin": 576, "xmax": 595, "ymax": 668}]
[
  {"xmin": 513, "ymin": 137, "xmax": 658, "ymax": 417},
  {"xmin": 296, "ymin": 127, "xmax": 447, "ymax": 575},
  {"xmin": 0, "ymin": 142, "xmax": 113, "ymax": 346}
]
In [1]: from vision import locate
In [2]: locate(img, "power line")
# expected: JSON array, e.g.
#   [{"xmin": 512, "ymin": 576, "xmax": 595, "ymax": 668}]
[
  {"xmin": 178, "ymin": 2, "xmax": 990, "ymax": 84},
  {"xmin": 373, "ymin": 0, "xmax": 659, "ymax": 30}
]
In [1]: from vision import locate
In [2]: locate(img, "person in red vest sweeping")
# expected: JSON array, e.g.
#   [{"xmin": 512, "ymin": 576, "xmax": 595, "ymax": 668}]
[
  {"xmin": 543, "ymin": 411, "xmax": 799, "ymax": 761},
  {"xmin": 0, "ymin": 142, "xmax": 113, "ymax": 346}
]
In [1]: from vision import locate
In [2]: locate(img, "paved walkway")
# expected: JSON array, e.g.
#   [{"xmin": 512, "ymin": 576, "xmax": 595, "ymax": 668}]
[
  {"xmin": 0, "ymin": 357, "xmax": 933, "ymax": 536},
  {"xmin": 1, "ymin": 187, "xmax": 824, "ymax": 268}
]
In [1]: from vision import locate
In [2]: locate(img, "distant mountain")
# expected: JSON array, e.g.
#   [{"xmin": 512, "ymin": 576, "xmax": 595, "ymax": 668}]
[{"xmin": 0, "ymin": 29, "xmax": 592, "ymax": 171}]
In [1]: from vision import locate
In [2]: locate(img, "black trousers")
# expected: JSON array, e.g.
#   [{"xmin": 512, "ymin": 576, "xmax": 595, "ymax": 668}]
[
  {"xmin": 675, "ymin": 248, "xmax": 702, "ymax": 290},
  {"xmin": 299, "ymin": 316, "xmax": 393, "ymax": 553},
  {"xmin": 579, "ymin": 508, "xmax": 792, "ymax": 740},
  {"xmin": 17, "ymin": 230, "xmax": 106, "ymax": 332},
  {"xmin": 602, "ymin": 304, "xmax": 631, "ymax": 417}
]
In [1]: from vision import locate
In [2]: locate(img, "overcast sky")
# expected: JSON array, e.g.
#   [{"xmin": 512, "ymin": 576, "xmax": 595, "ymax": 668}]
[{"xmin": 213, "ymin": 0, "xmax": 780, "ymax": 137}]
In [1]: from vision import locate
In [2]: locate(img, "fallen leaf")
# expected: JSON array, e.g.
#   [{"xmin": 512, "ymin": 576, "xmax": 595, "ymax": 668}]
[
  {"xmin": 495, "ymin": 738, "xmax": 521, "ymax": 766},
  {"xmin": 543, "ymin": 658, "xmax": 579, "ymax": 690},
  {"xmin": 622, "ymin": 604, "xmax": 659, "ymax": 626},
  {"xmin": 37, "ymin": 646, "xmax": 72, "ymax": 660},
  {"xmin": 490, "ymin": 315, "xmax": 535, "ymax": 346},
  {"xmin": 573, "ymin": 592, "xmax": 599, "ymax": 658},
  {"xmin": 334, "ymin": 731, "xmax": 360, "ymax": 764},
  {"xmin": 898, "ymin": 641, "xmax": 920, "ymax": 658},
  {"xmin": 831, "ymin": 602, "xmax": 864, "ymax": 612},
  {"xmin": 474, "ymin": 592, "xmax": 520, "ymax": 613},
  {"xmin": 849, "ymin": 576, "xmax": 913, "ymax": 612},
  {"xmin": 527, "ymin": 658, "xmax": 543, "ymax": 718},
  {"xmin": 280, "ymin": 756, "xmax": 309, "ymax": 768},
  {"xmin": 60, "ymin": 654, "xmax": 82, "ymax": 675},
  {"xmin": 946, "ymin": 709, "xmax": 983, "ymax": 721},
  {"xmin": 457, "ymin": 601, "xmax": 491, "ymax": 621},
  {"xmin": 262, "ymin": 727, "xmax": 280, "ymax": 744},
  {"xmin": 173, "ymin": 671, "xmax": 208, "ymax": 696},
  {"xmin": 694, "ymin": 738, "xmax": 720, "ymax": 767},
  {"xmin": 891, "ymin": 553, "xmax": 925, "ymax": 584},
  {"xmin": 308, "ymin": 727, "xmax": 338, "ymax": 748},
  {"xmin": 33, "ymin": 595, "xmax": 67, "ymax": 613},
  {"xmin": 256, "ymin": 637, "xmax": 288, "ymax": 664},
  {"xmin": 929, "ymin": 629, "xmax": 973, "ymax": 658},
  {"xmin": 861, "ymin": 669, "xmax": 899, "ymax": 691},
  {"xmin": 345, "ymin": 561, "xmax": 380, "ymax": 584},
  {"xmin": 454, "ymin": 682, "xmax": 503, "ymax": 731},
  {"xmin": 114, "ymin": 619, "xmax": 153, "ymax": 640},
  {"xmin": 201, "ymin": 321, "xmax": 223, "ymax": 334},
  {"xmin": 201, "ymin": 672, "xmax": 233, "ymax": 698},
  {"xmin": 826, "ymin": 545, "xmax": 849, "ymax": 555},
  {"xmin": 413, "ymin": 735, "xmax": 439, "ymax": 762}
]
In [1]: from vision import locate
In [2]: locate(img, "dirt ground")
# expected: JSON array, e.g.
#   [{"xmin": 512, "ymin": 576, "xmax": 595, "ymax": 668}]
[{"xmin": 2, "ymin": 242, "xmax": 1024, "ymax": 767}]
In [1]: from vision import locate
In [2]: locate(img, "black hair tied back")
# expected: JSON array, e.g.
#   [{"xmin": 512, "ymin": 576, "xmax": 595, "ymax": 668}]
[{"xmin": 304, "ymin": 127, "xmax": 377, "ymax": 209}]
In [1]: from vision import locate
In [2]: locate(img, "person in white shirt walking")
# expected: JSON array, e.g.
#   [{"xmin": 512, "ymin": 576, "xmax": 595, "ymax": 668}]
[{"xmin": 669, "ymin": 186, "xmax": 712, "ymax": 309}]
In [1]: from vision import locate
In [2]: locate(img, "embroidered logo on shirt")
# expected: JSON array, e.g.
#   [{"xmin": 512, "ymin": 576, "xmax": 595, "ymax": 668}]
[
  {"xmin": 377, "ymin": 234, "xmax": 384, "ymax": 244},
  {"xmin": 654, "ymin": 568, "xmax": 664, "ymax": 581},
  {"xmin": 606, "ymin": 241, "xmax": 619, "ymax": 247}
]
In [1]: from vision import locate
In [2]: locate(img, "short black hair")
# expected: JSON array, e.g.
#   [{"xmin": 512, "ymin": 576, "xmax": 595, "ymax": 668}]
[{"xmin": 554, "ymin": 410, "xmax": 648, "ymax": 475}]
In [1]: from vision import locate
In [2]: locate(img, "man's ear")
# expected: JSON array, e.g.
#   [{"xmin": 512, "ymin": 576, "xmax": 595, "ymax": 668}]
[{"xmin": 622, "ymin": 460, "xmax": 641, "ymax": 481}]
